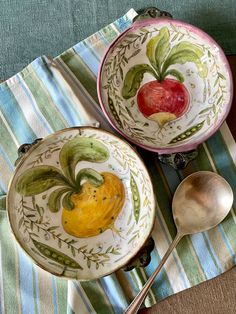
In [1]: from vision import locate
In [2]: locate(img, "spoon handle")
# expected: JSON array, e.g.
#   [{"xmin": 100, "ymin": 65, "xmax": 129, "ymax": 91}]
[{"xmin": 124, "ymin": 233, "xmax": 182, "ymax": 314}]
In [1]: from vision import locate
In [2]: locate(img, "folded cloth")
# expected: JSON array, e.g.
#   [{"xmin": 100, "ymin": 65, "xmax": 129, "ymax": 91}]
[{"xmin": 0, "ymin": 8, "xmax": 236, "ymax": 314}]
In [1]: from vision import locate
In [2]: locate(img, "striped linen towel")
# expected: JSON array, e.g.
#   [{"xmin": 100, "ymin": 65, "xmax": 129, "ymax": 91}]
[{"xmin": 0, "ymin": 8, "xmax": 236, "ymax": 314}]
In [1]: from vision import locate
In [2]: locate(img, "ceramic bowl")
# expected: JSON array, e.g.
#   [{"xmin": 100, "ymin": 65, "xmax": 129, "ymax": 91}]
[
  {"xmin": 7, "ymin": 127, "xmax": 155, "ymax": 280},
  {"xmin": 98, "ymin": 11, "xmax": 233, "ymax": 155}
]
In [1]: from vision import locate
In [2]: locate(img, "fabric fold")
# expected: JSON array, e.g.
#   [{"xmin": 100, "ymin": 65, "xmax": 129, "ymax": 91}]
[{"xmin": 0, "ymin": 8, "xmax": 236, "ymax": 314}]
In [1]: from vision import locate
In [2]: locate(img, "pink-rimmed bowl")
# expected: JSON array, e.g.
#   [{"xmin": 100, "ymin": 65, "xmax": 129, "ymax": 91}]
[{"xmin": 97, "ymin": 7, "xmax": 233, "ymax": 167}]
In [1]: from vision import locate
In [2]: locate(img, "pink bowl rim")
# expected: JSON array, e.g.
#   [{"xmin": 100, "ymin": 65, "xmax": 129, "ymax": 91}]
[{"xmin": 97, "ymin": 18, "xmax": 233, "ymax": 154}]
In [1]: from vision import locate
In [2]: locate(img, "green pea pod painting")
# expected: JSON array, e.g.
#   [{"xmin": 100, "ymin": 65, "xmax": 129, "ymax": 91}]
[
  {"xmin": 8, "ymin": 128, "xmax": 155, "ymax": 280},
  {"xmin": 98, "ymin": 19, "xmax": 232, "ymax": 154},
  {"xmin": 122, "ymin": 27, "xmax": 208, "ymax": 127}
]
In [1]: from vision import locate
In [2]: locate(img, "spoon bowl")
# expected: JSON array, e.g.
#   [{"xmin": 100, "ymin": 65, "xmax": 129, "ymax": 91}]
[
  {"xmin": 125, "ymin": 171, "xmax": 233, "ymax": 314},
  {"xmin": 173, "ymin": 171, "xmax": 234, "ymax": 235}
]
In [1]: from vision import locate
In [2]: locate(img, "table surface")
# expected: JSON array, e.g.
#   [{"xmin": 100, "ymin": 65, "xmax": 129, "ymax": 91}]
[{"xmin": 140, "ymin": 55, "xmax": 236, "ymax": 314}]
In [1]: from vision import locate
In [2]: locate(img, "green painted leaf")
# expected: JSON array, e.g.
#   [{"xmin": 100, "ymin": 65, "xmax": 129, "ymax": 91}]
[
  {"xmin": 48, "ymin": 187, "xmax": 71, "ymax": 212},
  {"xmin": 15, "ymin": 166, "xmax": 68, "ymax": 196},
  {"xmin": 146, "ymin": 27, "xmax": 170, "ymax": 72},
  {"xmin": 163, "ymin": 69, "xmax": 184, "ymax": 83},
  {"xmin": 62, "ymin": 191, "xmax": 74, "ymax": 210},
  {"xmin": 76, "ymin": 168, "xmax": 104, "ymax": 188},
  {"xmin": 59, "ymin": 137, "xmax": 109, "ymax": 182},
  {"xmin": 32, "ymin": 239, "xmax": 83, "ymax": 269},
  {"xmin": 162, "ymin": 41, "xmax": 208, "ymax": 78},
  {"xmin": 122, "ymin": 64, "xmax": 157, "ymax": 99},
  {"xmin": 154, "ymin": 27, "xmax": 170, "ymax": 72}
]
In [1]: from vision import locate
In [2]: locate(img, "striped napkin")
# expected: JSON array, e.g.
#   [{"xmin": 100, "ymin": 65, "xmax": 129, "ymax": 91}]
[{"xmin": 0, "ymin": 9, "xmax": 236, "ymax": 314}]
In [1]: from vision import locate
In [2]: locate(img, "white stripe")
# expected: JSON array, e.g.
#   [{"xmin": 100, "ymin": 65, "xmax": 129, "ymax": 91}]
[
  {"xmin": 152, "ymin": 211, "xmax": 190, "ymax": 293},
  {"xmin": 69, "ymin": 282, "xmax": 96, "ymax": 314},
  {"xmin": 220, "ymin": 122, "xmax": 236, "ymax": 165},
  {"xmin": 126, "ymin": 8, "xmax": 138, "ymax": 21},
  {"xmin": 14, "ymin": 241, "xmax": 22, "ymax": 314},
  {"xmin": 56, "ymin": 58, "xmax": 115, "ymax": 131},
  {"xmin": 0, "ymin": 243, "xmax": 5, "ymax": 314},
  {"xmin": 12, "ymin": 76, "xmax": 53, "ymax": 138},
  {"xmin": 49, "ymin": 61, "xmax": 99, "ymax": 127},
  {"xmin": 0, "ymin": 111, "xmax": 19, "ymax": 146}
]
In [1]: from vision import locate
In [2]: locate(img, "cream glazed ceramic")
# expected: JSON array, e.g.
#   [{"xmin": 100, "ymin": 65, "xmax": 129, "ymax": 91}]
[
  {"xmin": 98, "ymin": 15, "xmax": 233, "ymax": 154},
  {"xmin": 7, "ymin": 127, "xmax": 155, "ymax": 280}
]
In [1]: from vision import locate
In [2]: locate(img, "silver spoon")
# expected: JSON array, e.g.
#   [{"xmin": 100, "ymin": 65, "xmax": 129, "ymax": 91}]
[{"xmin": 125, "ymin": 171, "xmax": 233, "ymax": 314}]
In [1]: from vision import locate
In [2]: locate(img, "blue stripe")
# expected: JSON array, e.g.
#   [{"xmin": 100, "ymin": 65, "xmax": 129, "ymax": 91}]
[
  {"xmin": 17, "ymin": 74, "xmax": 53, "ymax": 134},
  {"xmin": 190, "ymin": 233, "xmax": 220, "ymax": 278},
  {"xmin": 52, "ymin": 276, "xmax": 58, "ymax": 314},
  {"xmin": 84, "ymin": 39, "xmax": 101, "ymax": 60},
  {"xmin": 0, "ymin": 180, "xmax": 6, "ymax": 194},
  {"xmin": 0, "ymin": 87, "xmax": 36, "ymax": 144},
  {"xmin": 203, "ymin": 232, "xmax": 223, "ymax": 272},
  {"xmin": 100, "ymin": 275, "xmax": 128, "ymax": 313},
  {"xmin": 97, "ymin": 31, "xmax": 110, "ymax": 45},
  {"xmin": 56, "ymin": 58, "xmax": 113, "ymax": 131},
  {"xmin": 160, "ymin": 163, "xmax": 181, "ymax": 194},
  {"xmin": 114, "ymin": 16, "xmax": 133, "ymax": 32},
  {"xmin": 145, "ymin": 248, "xmax": 174, "ymax": 300},
  {"xmin": 73, "ymin": 281, "xmax": 93, "ymax": 313},
  {"xmin": 17, "ymin": 248, "xmax": 35, "ymax": 314},
  {"xmin": 155, "ymin": 210, "xmax": 189, "ymax": 289},
  {"xmin": 32, "ymin": 60, "xmax": 77, "ymax": 127},
  {"xmin": 73, "ymin": 42, "xmax": 100, "ymax": 75},
  {"xmin": 44, "ymin": 62, "xmax": 89, "ymax": 126}
]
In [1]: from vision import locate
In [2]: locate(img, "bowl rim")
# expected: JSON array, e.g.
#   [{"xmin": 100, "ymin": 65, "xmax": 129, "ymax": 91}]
[
  {"xmin": 97, "ymin": 17, "xmax": 233, "ymax": 154},
  {"xmin": 6, "ymin": 126, "xmax": 156, "ymax": 280}
]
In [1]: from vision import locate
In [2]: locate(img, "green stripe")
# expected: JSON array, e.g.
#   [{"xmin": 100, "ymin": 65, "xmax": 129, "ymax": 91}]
[
  {"xmin": 141, "ymin": 152, "xmax": 206, "ymax": 284},
  {"xmin": 100, "ymin": 25, "xmax": 119, "ymax": 43},
  {"xmin": 206, "ymin": 132, "xmax": 236, "ymax": 190},
  {"xmin": 59, "ymin": 50, "xmax": 98, "ymax": 102},
  {"xmin": 193, "ymin": 143, "xmax": 213, "ymax": 170},
  {"xmin": 0, "ymin": 212, "xmax": 19, "ymax": 313},
  {"xmin": 55, "ymin": 277, "xmax": 67, "ymax": 314},
  {"xmin": 23, "ymin": 68, "xmax": 67, "ymax": 131},
  {"xmin": 221, "ymin": 214, "xmax": 236, "ymax": 252},
  {"xmin": 0, "ymin": 117, "xmax": 18, "ymax": 165},
  {"xmin": 0, "ymin": 197, "xmax": 6, "ymax": 210},
  {"xmin": 80, "ymin": 280, "xmax": 114, "ymax": 314}
]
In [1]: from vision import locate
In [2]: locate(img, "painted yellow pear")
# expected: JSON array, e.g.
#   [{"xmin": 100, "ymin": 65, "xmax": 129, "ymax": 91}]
[{"xmin": 62, "ymin": 172, "xmax": 125, "ymax": 238}]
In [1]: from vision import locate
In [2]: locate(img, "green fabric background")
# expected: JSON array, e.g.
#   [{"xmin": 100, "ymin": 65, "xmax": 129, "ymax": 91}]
[{"xmin": 0, "ymin": 0, "xmax": 235, "ymax": 80}]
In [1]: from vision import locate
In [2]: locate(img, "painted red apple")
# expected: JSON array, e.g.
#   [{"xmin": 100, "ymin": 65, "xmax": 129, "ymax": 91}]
[{"xmin": 121, "ymin": 27, "xmax": 207, "ymax": 127}]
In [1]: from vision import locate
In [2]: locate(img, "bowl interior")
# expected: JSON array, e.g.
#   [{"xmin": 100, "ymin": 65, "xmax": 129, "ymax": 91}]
[
  {"xmin": 98, "ymin": 19, "xmax": 232, "ymax": 153},
  {"xmin": 7, "ymin": 127, "xmax": 155, "ymax": 280}
]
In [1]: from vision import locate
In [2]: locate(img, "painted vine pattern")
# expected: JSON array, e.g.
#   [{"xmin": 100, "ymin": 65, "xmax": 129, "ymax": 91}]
[
  {"xmin": 88, "ymin": 133, "xmax": 154, "ymax": 244},
  {"xmin": 27, "ymin": 135, "xmax": 74, "ymax": 167},
  {"xmin": 17, "ymin": 132, "xmax": 153, "ymax": 257},
  {"xmin": 16, "ymin": 197, "xmax": 121, "ymax": 270},
  {"xmin": 103, "ymin": 25, "xmax": 228, "ymax": 144}
]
